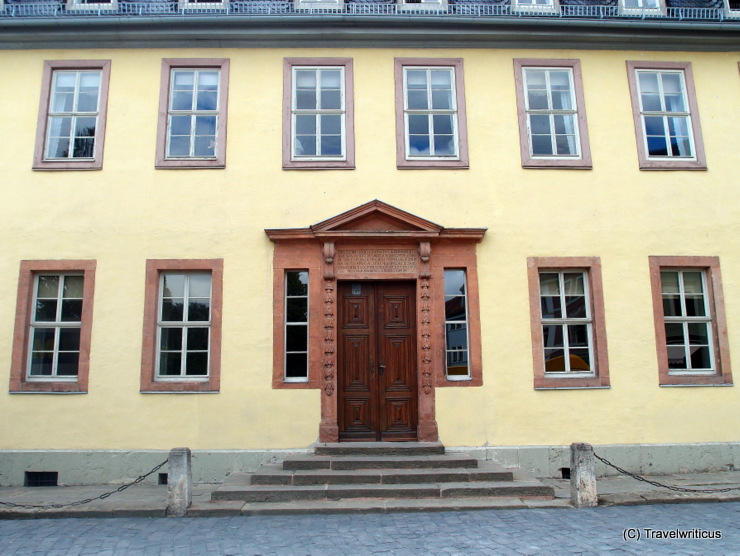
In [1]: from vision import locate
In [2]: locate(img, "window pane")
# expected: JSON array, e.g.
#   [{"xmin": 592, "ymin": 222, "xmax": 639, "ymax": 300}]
[
  {"xmin": 667, "ymin": 346, "xmax": 687, "ymax": 369},
  {"xmin": 444, "ymin": 270, "xmax": 466, "ymax": 296},
  {"xmin": 434, "ymin": 135, "xmax": 455, "ymax": 156},
  {"xmin": 320, "ymin": 70, "xmax": 341, "ymax": 89},
  {"xmin": 408, "ymin": 115, "xmax": 429, "ymax": 135},
  {"xmin": 682, "ymin": 272, "xmax": 703, "ymax": 294},
  {"xmin": 56, "ymin": 352, "xmax": 79, "ymax": 376},
  {"xmin": 688, "ymin": 322, "xmax": 709, "ymax": 346},
  {"xmin": 188, "ymin": 299, "xmax": 210, "ymax": 322},
  {"xmin": 665, "ymin": 323, "xmax": 685, "ymax": 345},
  {"xmin": 193, "ymin": 137, "xmax": 215, "ymax": 158},
  {"xmin": 185, "ymin": 352, "xmax": 208, "ymax": 376},
  {"xmin": 565, "ymin": 296, "xmax": 586, "ymax": 319},
  {"xmin": 287, "ymin": 271, "xmax": 309, "ymax": 296},
  {"xmin": 531, "ymin": 135, "xmax": 552, "ymax": 156},
  {"xmin": 542, "ymin": 324, "xmax": 564, "ymax": 347},
  {"xmin": 187, "ymin": 327, "xmax": 209, "ymax": 351},
  {"xmin": 37, "ymin": 275, "xmax": 60, "ymax": 298},
  {"xmin": 163, "ymin": 274, "xmax": 186, "ymax": 297},
  {"xmin": 286, "ymin": 325, "xmax": 308, "ymax": 352},
  {"xmin": 563, "ymin": 273, "xmax": 584, "ymax": 295},
  {"xmin": 540, "ymin": 296, "xmax": 562, "ymax": 319},
  {"xmin": 407, "ymin": 90, "xmax": 428, "ymax": 110},
  {"xmin": 662, "ymin": 295, "xmax": 682, "ymax": 317},
  {"xmin": 63, "ymin": 276, "xmax": 84, "ymax": 298},
  {"xmin": 568, "ymin": 324, "xmax": 589, "ymax": 347},
  {"xmin": 527, "ymin": 90, "xmax": 549, "ymax": 110},
  {"xmin": 296, "ymin": 90, "xmax": 317, "ymax": 110},
  {"xmin": 406, "ymin": 70, "xmax": 427, "ymax": 89},
  {"xmin": 160, "ymin": 327, "xmax": 182, "ymax": 351},
  {"xmin": 538, "ymin": 273, "xmax": 559, "ymax": 295},
  {"xmin": 322, "ymin": 114, "xmax": 341, "ymax": 135},
  {"xmin": 34, "ymin": 300, "xmax": 58, "ymax": 322},
  {"xmin": 287, "ymin": 298, "xmax": 308, "ymax": 323},
  {"xmin": 544, "ymin": 348, "xmax": 566, "ymax": 372},
  {"xmin": 569, "ymin": 349, "xmax": 591, "ymax": 371},
  {"xmin": 660, "ymin": 271, "xmax": 679, "ymax": 293},
  {"xmin": 189, "ymin": 274, "xmax": 211, "ymax": 298},
  {"xmin": 408, "ymin": 134, "xmax": 430, "ymax": 156},
  {"xmin": 433, "ymin": 114, "xmax": 453, "ymax": 135},
  {"xmin": 286, "ymin": 353, "xmax": 308, "ymax": 378},
  {"xmin": 321, "ymin": 135, "xmax": 342, "ymax": 156},
  {"xmin": 321, "ymin": 90, "xmax": 341, "ymax": 110},
  {"xmin": 195, "ymin": 115, "xmax": 216, "ymax": 136},
  {"xmin": 61, "ymin": 299, "xmax": 83, "ymax": 322},
  {"xmin": 685, "ymin": 296, "xmax": 706, "ymax": 317},
  {"xmin": 29, "ymin": 352, "xmax": 54, "ymax": 376},
  {"xmin": 690, "ymin": 347, "xmax": 712, "ymax": 370},
  {"xmin": 32, "ymin": 328, "xmax": 56, "ymax": 351},
  {"xmin": 161, "ymin": 299, "xmax": 184, "ymax": 322},
  {"xmin": 159, "ymin": 352, "xmax": 182, "ymax": 376},
  {"xmin": 647, "ymin": 135, "xmax": 668, "ymax": 157},
  {"xmin": 296, "ymin": 115, "xmax": 316, "ymax": 135},
  {"xmin": 169, "ymin": 115, "xmax": 192, "ymax": 136},
  {"xmin": 296, "ymin": 70, "xmax": 317, "ymax": 89},
  {"xmin": 431, "ymin": 89, "xmax": 452, "ymax": 111},
  {"xmin": 445, "ymin": 297, "xmax": 466, "ymax": 321}
]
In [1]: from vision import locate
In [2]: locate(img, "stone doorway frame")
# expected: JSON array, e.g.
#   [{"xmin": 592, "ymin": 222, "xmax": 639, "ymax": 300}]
[{"xmin": 266, "ymin": 200, "xmax": 486, "ymax": 443}]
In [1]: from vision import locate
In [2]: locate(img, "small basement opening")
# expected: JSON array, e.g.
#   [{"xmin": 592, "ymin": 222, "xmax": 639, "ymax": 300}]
[{"xmin": 24, "ymin": 471, "xmax": 58, "ymax": 487}]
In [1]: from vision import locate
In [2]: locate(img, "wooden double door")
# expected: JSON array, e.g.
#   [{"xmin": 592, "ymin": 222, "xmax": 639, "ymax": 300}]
[{"xmin": 338, "ymin": 281, "xmax": 418, "ymax": 441}]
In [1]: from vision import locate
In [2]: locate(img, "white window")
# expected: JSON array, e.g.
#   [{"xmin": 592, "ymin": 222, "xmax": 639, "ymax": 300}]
[
  {"xmin": 660, "ymin": 270, "xmax": 714, "ymax": 373},
  {"xmin": 157, "ymin": 272, "xmax": 212, "ymax": 379},
  {"xmin": 512, "ymin": 0, "xmax": 559, "ymax": 13},
  {"xmin": 523, "ymin": 67, "xmax": 580, "ymax": 158},
  {"xmin": 403, "ymin": 67, "xmax": 459, "ymax": 159},
  {"xmin": 398, "ymin": 0, "xmax": 448, "ymax": 12},
  {"xmin": 166, "ymin": 69, "xmax": 221, "ymax": 159},
  {"xmin": 28, "ymin": 274, "xmax": 84, "ymax": 380},
  {"xmin": 444, "ymin": 269, "xmax": 470, "ymax": 380},
  {"xmin": 45, "ymin": 70, "xmax": 102, "ymax": 160},
  {"xmin": 292, "ymin": 68, "xmax": 345, "ymax": 160},
  {"xmin": 726, "ymin": 0, "xmax": 740, "ymax": 17},
  {"xmin": 295, "ymin": 0, "xmax": 343, "ymax": 10},
  {"xmin": 538, "ymin": 271, "xmax": 594, "ymax": 375},
  {"xmin": 65, "ymin": 0, "xmax": 118, "ymax": 11},
  {"xmin": 620, "ymin": 0, "xmax": 664, "ymax": 14},
  {"xmin": 285, "ymin": 271, "xmax": 309, "ymax": 381},
  {"xmin": 178, "ymin": 0, "xmax": 229, "ymax": 10},
  {"xmin": 635, "ymin": 69, "xmax": 695, "ymax": 159}
]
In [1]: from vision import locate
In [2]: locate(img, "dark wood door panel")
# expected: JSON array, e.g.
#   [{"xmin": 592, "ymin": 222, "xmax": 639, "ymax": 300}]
[{"xmin": 338, "ymin": 281, "xmax": 417, "ymax": 442}]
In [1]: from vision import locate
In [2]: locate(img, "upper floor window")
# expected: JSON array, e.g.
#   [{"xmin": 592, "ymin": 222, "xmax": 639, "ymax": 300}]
[
  {"xmin": 140, "ymin": 259, "xmax": 223, "ymax": 393},
  {"xmin": 626, "ymin": 61, "xmax": 706, "ymax": 170},
  {"xmin": 156, "ymin": 59, "xmax": 229, "ymax": 169},
  {"xmin": 178, "ymin": 0, "xmax": 229, "ymax": 10},
  {"xmin": 398, "ymin": 0, "xmax": 448, "ymax": 11},
  {"xmin": 514, "ymin": 59, "xmax": 592, "ymax": 169},
  {"xmin": 294, "ymin": 0, "xmax": 343, "ymax": 9},
  {"xmin": 726, "ymin": 0, "xmax": 740, "ymax": 17},
  {"xmin": 527, "ymin": 257, "xmax": 610, "ymax": 389},
  {"xmin": 394, "ymin": 58, "xmax": 469, "ymax": 169},
  {"xmin": 512, "ymin": 0, "xmax": 559, "ymax": 13},
  {"xmin": 283, "ymin": 58, "xmax": 355, "ymax": 169},
  {"xmin": 33, "ymin": 60, "xmax": 111, "ymax": 171},
  {"xmin": 649, "ymin": 257, "xmax": 732, "ymax": 386},
  {"xmin": 9, "ymin": 261, "xmax": 96, "ymax": 394},
  {"xmin": 619, "ymin": 0, "xmax": 665, "ymax": 14},
  {"xmin": 65, "ymin": 0, "xmax": 118, "ymax": 10}
]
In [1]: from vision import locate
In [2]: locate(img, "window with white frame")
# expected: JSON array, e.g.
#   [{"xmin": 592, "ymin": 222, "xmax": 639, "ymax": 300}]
[
  {"xmin": 620, "ymin": 0, "xmax": 663, "ymax": 12},
  {"xmin": 726, "ymin": 0, "xmax": 740, "ymax": 16},
  {"xmin": 512, "ymin": 0, "xmax": 559, "ymax": 12},
  {"xmin": 659, "ymin": 270, "xmax": 714, "ymax": 373},
  {"xmin": 44, "ymin": 70, "xmax": 102, "ymax": 161},
  {"xmin": 523, "ymin": 67, "xmax": 580, "ymax": 158},
  {"xmin": 444, "ymin": 269, "xmax": 470, "ymax": 380},
  {"xmin": 285, "ymin": 271, "xmax": 309, "ymax": 381},
  {"xmin": 166, "ymin": 69, "xmax": 221, "ymax": 159},
  {"xmin": 538, "ymin": 271, "xmax": 594, "ymax": 375},
  {"xmin": 292, "ymin": 67, "xmax": 345, "ymax": 160},
  {"xmin": 178, "ymin": 0, "xmax": 229, "ymax": 10},
  {"xmin": 635, "ymin": 69, "xmax": 695, "ymax": 159},
  {"xmin": 27, "ymin": 274, "xmax": 84, "ymax": 379},
  {"xmin": 157, "ymin": 272, "xmax": 212, "ymax": 379},
  {"xmin": 66, "ymin": 0, "xmax": 117, "ymax": 10},
  {"xmin": 294, "ymin": 0, "xmax": 343, "ymax": 9},
  {"xmin": 398, "ymin": 0, "xmax": 448, "ymax": 11},
  {"xmin": 403, "ymin": 67, "xmax": 459, "ymax": 159}
]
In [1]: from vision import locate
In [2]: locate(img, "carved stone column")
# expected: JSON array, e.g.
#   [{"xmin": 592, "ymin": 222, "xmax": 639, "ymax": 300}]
[
  {"xmin": 319, "ymin": 242, "xmax": 339, "ymax": 443},
  {"xmin": 417, "ymin": 241, "xmax": 438, "ymax": 442}
]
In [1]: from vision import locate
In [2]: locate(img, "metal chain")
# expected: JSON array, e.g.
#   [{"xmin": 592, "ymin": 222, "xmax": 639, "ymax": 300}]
[
  {"xmin": 593, "ymin": 453, "xmax": 740, "ymax": 493},
  {"xmin": 0, "ymin": 459, "xmax": 169, "ymax": 510}
]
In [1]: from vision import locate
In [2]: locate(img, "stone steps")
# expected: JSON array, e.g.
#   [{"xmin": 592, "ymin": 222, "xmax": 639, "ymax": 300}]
[{"xmin": 208, "ymin": 442, "xmax": 555, "ymax": 511}]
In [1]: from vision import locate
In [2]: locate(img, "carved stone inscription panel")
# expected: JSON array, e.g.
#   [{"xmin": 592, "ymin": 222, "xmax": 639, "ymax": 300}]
[{"xmin": 335, "ymin": 249, "xmax": 419, "ymax": 275}]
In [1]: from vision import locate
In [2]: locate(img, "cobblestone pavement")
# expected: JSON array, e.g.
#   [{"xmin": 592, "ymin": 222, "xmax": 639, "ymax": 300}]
[{"xmin": 1, "ymin": 502, "xmax": 738, "ymax": 555}]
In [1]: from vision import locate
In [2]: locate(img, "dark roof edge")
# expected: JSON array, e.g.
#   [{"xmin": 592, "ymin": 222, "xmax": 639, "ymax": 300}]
[{"xmin": 1, "ymin": 16, "xmax": 740, "ymax": 51}]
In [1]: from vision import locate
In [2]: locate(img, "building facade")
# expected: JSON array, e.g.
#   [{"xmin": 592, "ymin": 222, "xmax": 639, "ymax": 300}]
[{"xmin": 0, "ymin": 0, "xmax": 739, "ymax": 485}]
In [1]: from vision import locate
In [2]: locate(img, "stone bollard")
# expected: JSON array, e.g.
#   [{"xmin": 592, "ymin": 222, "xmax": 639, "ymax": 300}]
[
  {"xmin": 166, "ymin": 447, "xmax": 192, "ymax": 517},
  {"xmin": 570, "ymin": 442, "xmax": 598, "ymax": 508}
]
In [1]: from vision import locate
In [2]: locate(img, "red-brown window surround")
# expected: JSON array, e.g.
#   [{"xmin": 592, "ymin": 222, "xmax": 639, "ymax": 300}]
[
  {"xmin": 155, "ymin": 58, "xmax": 230, "ymax": 169},
  {"xmin": 648, "ymin": 256, "xmax": 732, "ymax": 386},
  {"xmin": 33, "ymin": 60, "xmax": 112, "ymax": 171},
  {"xmin": 625, "ymin": 60, "xmax": 707, "ymax": 171},
  {"xmin": 9, "ymin": 260, "xmax": 97, "ymax": 393},
  {"xmin": 140, "ymin": 259, "xmax": 223, "ymax": 393},
  {"xmin": 527, "ymin": 256, "xmax": 610, "ymax": 389},
  {"xmin": 394, "ymin": 58, "xmax": 469, "ymax": 170},
  {"xmin": 513, "ymin": 58, "xmax": 592, "ymax": 169},
  {"xmin": 282, "ymin": 57, "xmax": 355, "ymax": 170}
]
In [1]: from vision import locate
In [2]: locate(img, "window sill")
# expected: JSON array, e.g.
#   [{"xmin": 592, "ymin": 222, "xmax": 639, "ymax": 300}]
[
  {"xmin": 398, "ymin": 159, "xmax": 469, "ymax": 170},
  {"xmin": 156, "ymin": 158, "xmax": 225, "ymax": 169},
  {"xmin": 283, "ymin": 159, "xmax": 355, "ymax": 170},
  {"xmin": 33, "ymin": 160, "xmax": 103, "ymax": 171},
  {"xmin": 659, "ymin": 374, "xmax": 733, "ymax": 387},
  {"xmin": 534, "ymin": 376, "xmax": 609, "ymax": 389},
  {"xmin": 523, "ymin": 159, "xmax": 592, "ymax": 170},
  {"xmin": 640, "ymin": 158, "xmax": 707, "ymax": 171},
  {"xmin": 10, "ymin": 382, "xmax": 87, "ymax": 394}
]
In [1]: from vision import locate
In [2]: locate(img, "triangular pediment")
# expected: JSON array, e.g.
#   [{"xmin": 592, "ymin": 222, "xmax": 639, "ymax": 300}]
[{"xmin": 311, "ymin": 200, "xmax": 442, "ymax": 234}]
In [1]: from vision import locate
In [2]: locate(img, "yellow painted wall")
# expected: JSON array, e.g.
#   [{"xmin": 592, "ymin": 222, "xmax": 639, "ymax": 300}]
[{"xmin": 0, "ymin": 47, "xmax": 738, "ymax": 450}]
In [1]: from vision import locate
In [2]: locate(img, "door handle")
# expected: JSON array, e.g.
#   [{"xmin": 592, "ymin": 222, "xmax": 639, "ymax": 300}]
[{"xmin": 378, "ymin": 364, "xmax": 386, "ymax": 375}]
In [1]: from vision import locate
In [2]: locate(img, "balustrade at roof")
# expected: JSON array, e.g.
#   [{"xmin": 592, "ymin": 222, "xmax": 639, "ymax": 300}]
[{"xmin": 0, "ymin": 0, "xmax": 737, "ymax": 21}]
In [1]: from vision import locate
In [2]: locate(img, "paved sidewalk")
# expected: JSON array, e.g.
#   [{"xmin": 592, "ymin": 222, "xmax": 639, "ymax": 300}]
[{"xmin": 1, "ymin": 470, "xmax": 739, "ymax": 519}]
